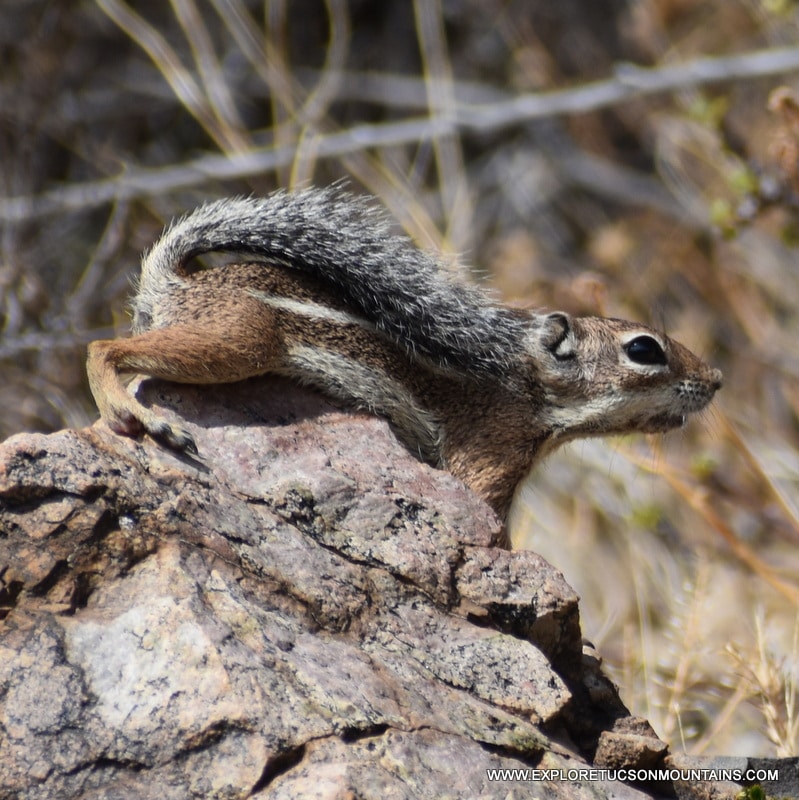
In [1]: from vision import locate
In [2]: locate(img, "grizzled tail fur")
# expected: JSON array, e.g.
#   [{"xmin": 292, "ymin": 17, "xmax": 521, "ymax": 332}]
[{"xmin": 134, "ymin": 186, "xmax": 525, "ymax": 375}]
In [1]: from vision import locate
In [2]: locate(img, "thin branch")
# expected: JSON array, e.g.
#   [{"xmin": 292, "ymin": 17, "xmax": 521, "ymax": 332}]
[
  {"xmin": 5, "ymin": 45, "xmax": 799, "ymax": 220},
  {"xmin": 414, "ymin": 0, "xmax": 470, "ymax": 246},
  {"xmin": 0, "ymin": 328, "xmax": 119, "ymax": 358},
  {"xmin": 299, "ymin": 0, "xmax": 350, "ymax": 127},
  {"xmin": 169, "ymin": 0, "xmax": 249, "ymax": 148},
  {"xmin": 289, "ymin": 0, "xmax": 351, "ymax": 187},
  {"xmin": 95, "ymin": 0, "xmax": 242, "ymax": 153},
  {"xmin": 459, "ymin": 46, "xmax": 799, "ymax": 130}
]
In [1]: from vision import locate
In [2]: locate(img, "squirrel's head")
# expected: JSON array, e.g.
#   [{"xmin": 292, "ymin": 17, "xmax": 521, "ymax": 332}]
[{"xmin": 526, "ymin": 311, "xmax": 722, "ymax": 440}]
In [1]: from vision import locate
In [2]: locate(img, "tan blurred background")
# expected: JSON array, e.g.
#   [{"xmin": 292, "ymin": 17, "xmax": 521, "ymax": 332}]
[{"xmin": 2, "ymin": 0, "xmax": 799, "ymax": 756}]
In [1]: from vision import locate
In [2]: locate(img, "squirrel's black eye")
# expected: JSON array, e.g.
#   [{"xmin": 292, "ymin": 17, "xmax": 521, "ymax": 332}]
[{"xmin": 623, "ymin": 335, "xmax": 667, "ymax": 366}]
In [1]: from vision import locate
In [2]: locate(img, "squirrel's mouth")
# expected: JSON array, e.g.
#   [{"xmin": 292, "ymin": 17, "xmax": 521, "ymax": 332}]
[{"xmin": 641, "ymin": 413, "xmax": 687, "ymax": 433}]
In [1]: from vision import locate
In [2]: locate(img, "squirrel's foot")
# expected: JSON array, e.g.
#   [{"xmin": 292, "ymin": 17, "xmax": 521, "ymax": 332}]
[
  {"xmin": 146, "ymin": 419, "xmax": 198, "ymax": 455},
  {"xmin": 88, "ymin": 339, "xmax": 200, "ymax": 455},
  {"xmin": 105, "ymin": 406, "xmax": 198, "ymax": 456}
]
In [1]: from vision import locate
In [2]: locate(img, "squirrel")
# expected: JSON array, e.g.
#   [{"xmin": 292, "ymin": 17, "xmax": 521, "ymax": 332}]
[{"xmin": 87, "ymin": 186, "xmax": 722, "ymax": 519}]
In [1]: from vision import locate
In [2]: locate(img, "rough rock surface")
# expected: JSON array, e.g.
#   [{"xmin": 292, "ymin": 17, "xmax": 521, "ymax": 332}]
[{"xmin": 0, "ymin": 376, "xmax": 750, "ymax": 799}]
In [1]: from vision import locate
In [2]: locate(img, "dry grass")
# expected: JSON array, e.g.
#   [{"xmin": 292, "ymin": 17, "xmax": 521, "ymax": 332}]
[{"xmin": 2, "ymin": 0, "xmax": 799, "ymax": 756}]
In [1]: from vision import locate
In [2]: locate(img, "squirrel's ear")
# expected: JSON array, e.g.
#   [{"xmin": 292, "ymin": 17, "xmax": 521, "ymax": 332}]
[{"xmin": 540, "ymin": 312, "xmax": 576, "ymax": 360}]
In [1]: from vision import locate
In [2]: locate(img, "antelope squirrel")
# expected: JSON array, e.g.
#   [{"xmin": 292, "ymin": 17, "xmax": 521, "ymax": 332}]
[{"xmin": 87, "ymin": 187, "xmax": 722, "ymax": 518}]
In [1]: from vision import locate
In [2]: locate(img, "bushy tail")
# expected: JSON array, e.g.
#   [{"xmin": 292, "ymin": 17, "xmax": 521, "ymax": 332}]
[{"xmin": 136, "ymin": 186, "xmax": 524, "ymax": 374}]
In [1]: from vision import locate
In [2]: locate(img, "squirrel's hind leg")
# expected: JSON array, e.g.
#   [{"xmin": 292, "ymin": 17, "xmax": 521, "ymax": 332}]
[{"xmin": 87, "ymin": 307, "xmax": 283, "ymax": 453}]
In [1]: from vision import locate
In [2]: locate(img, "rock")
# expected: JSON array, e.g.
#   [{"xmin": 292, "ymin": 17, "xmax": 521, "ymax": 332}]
[
  {"xmin": 595, "ymin": 717, "xmax": 669, "ymax": 771},
  {"xmin": 0, "ymin": 377, "xmax": 743, "ymax": 799}
]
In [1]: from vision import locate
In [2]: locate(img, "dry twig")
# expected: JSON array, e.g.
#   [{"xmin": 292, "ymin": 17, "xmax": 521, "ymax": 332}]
[{"xmin": 5, "ymin": 45, "xmax": 799, "ymax": 221}]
